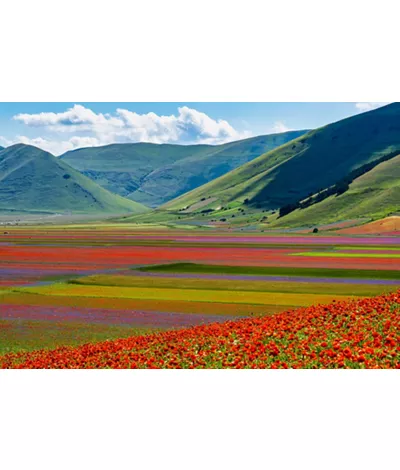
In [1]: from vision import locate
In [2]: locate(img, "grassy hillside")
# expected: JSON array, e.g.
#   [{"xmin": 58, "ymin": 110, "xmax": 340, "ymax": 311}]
[
  {"xmin": 60, "ymin": 131, "xmax": 307, "ymax": 207},
  {"xmin": 273, "ymin": 153, "xmax": 400, "ymax": 227},
  {"xmin": 0, "ymin": 144, "xmax": 149, "ymax": 214},
  {"xmin": 158, "ymin": 103, "xmax": 400, "ymax": 224}
]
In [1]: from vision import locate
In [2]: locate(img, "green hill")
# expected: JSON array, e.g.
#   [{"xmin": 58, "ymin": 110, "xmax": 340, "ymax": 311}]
[
  {"xmin": 160, "ymin": 103, "xmax": 400, "ymax": 221},
  {"xmin": 60, "ymin": 131, "xmax": 307, "ymax": 207},
  {"xmin": 0, "ymin": 144, "xmax": 149, "ymax": 215},
  {"xmin": 272, "ymin": 153, "xmax": 400, "ymax": 227}
]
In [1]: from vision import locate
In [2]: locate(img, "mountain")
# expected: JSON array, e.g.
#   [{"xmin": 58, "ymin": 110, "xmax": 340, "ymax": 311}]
[
  {"xmin": 271, "ymin": 152, "xmax": 400, "ymax": 227},
  {"xmin": 60, "ymin": 131, "xmax": 308, "ymax": 207},
  {"xmin": 0, "ymin": 144, "xmax": 149, "ymax": 214},
  {"xmin": 160, "ymin": 103, "xmax": 400, "ymax": 223}
]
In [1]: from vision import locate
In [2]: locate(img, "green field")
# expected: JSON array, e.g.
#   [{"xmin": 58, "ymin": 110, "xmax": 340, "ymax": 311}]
[
  {"xmin": 68, "ymin": 274, "xmax": 394, "ymax": 296},
  {"xmin": 0, "ymin": 225, "xmax": 399, "ymax": 357},
  {"xmin": 138, "ymin": 262, "xmax": 400, "ymax": 280},
  {"xmin": 11, "ymin": 283, "xmax": 362, "ymax": 307}
]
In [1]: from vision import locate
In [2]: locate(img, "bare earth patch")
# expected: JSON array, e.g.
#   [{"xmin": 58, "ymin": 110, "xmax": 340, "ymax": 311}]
[{"xmin": 337, "ymin": 216, "xmax": 400, "ymax": 235}]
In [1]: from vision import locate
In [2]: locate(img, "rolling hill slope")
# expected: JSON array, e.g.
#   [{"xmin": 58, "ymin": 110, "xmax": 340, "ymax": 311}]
[
  {"xmin": 161, "ymin": 103, "xmax": 400, "ymax": 220},
  {"xmin": 272, "ymin": 153, "xmax": 400, "ymax": 227},
  {"xmin": 60, "ymin": 131, "xmax": 307, "ymax": 207},
  {"xmin": 0, "ymin": 144, "xmax": 149, "ymax": 214}
]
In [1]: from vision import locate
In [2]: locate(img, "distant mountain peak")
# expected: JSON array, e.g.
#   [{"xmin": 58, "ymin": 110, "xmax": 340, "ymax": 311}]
[
  {"xmin": 158, "ymin": 102, "xmax": 400, "ymax": 227},
  {"xmin": 61, "ymin": 131, "xmax": 308, "ymax": 207},
  {"xmin": 0, "ymin": 144, "xmax": 149, "ymax": 215}
]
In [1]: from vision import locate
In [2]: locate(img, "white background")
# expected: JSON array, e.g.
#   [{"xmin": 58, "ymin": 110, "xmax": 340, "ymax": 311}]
[{"xmin": 1, "ymin": 1, "xmax": 399, "ymax": 469}]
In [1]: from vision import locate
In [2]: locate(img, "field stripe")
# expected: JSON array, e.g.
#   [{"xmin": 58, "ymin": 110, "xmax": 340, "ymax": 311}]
[
  {"xmin": 69, "ymin": 274, "xmax": 397, "ymax": 296},
  {"xmin": 18, "ymin": 284, "xmax": 361, "ymax": 307},
  {"xmin": 138, "ymin": 263, "xmax": 400, "ymax": 279},
  {"xmin": 293, "ymin": 252, "xmax": 400, "ymax": 259},
  {"xmin": 0, "ymin": 292, "xmax": 290, "ymax": 316}
]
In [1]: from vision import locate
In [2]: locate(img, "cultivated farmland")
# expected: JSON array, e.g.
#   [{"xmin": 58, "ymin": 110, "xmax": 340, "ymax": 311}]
[{"xmin": 1, "ymin": 226, "xmax": 399, "ymax": 365}]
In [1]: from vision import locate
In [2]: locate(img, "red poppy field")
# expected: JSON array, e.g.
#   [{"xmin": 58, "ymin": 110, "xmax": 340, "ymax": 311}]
[
  {"xmin": 1, "ymin": 290, "xmax": 399, "ymax": 368},
  {"xmin": 0, "ymin": 226, "xmax": 399, "ymax": 365}
]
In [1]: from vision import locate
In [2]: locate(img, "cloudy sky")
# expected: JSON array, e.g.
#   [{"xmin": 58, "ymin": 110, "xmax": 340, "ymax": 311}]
[{"xmin": 0, "ymin": 102, "xmax": 390, "ymax": 156}]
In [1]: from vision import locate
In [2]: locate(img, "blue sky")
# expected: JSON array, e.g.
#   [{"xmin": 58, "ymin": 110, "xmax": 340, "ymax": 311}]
[{"xmin": 0, "ymin": 102, "xmax": 390, "ymax": 155}]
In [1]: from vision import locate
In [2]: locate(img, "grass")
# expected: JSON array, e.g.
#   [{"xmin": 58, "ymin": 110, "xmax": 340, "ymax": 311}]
[
  {"xmin": 15, "ymin": 283, "xmax": 361, "ymax": 307},
  {"xmin": 0, "ymin": 144, "xmax": 148, "ymax": 215},
  {"xmin": 138, "ymin": 262, "xmax": 400, "ymax": 280},
  {"xmin": 274, "ymin": 153, "xmax": 400, "ymax": 228},
  {"xmin": 163, "ymin": 103, "xmax": 400, "ymax": 211},
  {"xmin": 68, "ymin": 274, "xmax": 396, "ymax": 296},
  {"xmin": 62, "ymin": 132, "xmax": 307, "ymax": 208}
]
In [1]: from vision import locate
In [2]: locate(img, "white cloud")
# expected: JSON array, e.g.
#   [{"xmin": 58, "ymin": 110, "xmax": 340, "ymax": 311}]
[
  {"xmin": 355, "ymin": 102, "xmax": 390, "ymax": 112},
  {"xmin": 68, "ymin": 136, "xmax": 102, "ymax": 148},
  {"xmin": 0, "ymin": 135, "xmax": 102, "ymax": 156},
  {"xmin": 0, "ymin": 136, "xmax": 13, "ymax": 148},
  {"xmin": 9, "ymin": 105, "xmax": 251, "ymax": 154},
  {"xmin": 270, "ymin": 121, "xmax": 292, "ymax": 133},
  {"xmin": 17, "ymin": 136, "xmax": 74, "ymax": 155},
  {"xmin": 13, "ymin": 105, "xmax": 123, "ymax": 132}
]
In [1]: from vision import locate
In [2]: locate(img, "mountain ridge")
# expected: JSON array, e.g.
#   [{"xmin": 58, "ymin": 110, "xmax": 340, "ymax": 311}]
[
  {"xmin": 159, "ymin": 103, "xmax": 400, "ymax": 225},
  {"xmin": 60, "ymin": 131, "xmax": 308, "ymax": 207},
  {"xmin": 0, "ymin": 144, "xmax": 149, "ymax": 215}
]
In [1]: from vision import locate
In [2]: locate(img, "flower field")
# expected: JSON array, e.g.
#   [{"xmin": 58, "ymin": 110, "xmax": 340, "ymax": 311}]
[
  {"xmin": 0, "ymin": 227, "xmax": 399, "ymax": 361},
  {"xmin": 1, "ymin": 290, "xmax": 399, "ymax": 368}
]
